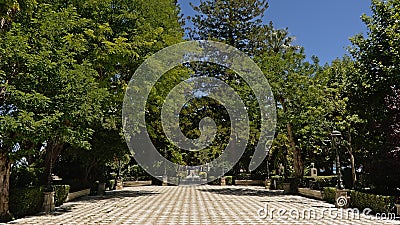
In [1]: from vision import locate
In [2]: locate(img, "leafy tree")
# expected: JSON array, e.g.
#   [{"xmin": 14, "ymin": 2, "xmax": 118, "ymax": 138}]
[
  {"xmin": 0, "ymin": 3, "xmax": 107, "ymax": 219},
  {"xmin": 189, "ymin": 0, "xmax": 268, "ymax": 55},
  {"xmin": 349, "ymin": 0, "xmax": 400, "ymax": 193}
]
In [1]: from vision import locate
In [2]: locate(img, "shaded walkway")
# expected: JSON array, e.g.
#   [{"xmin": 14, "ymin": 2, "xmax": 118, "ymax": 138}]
[{"xmin": 7, "ymin": 186, "xmax": 399, "ymax": 224}]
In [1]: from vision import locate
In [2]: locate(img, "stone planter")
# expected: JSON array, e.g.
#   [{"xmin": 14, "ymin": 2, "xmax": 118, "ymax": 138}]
[
  {"xmin": 43, "ymin": 191, "xmax": 55, "ymax": 213},
  {"xmin": 97, "ymin": 182, "xmax": 106, "ymax": 195}
]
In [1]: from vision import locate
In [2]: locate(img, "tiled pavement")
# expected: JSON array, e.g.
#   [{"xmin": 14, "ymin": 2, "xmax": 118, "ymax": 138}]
[{"xmin": 6, "ymin": 185, "xmax": 400, "ymax": 225}]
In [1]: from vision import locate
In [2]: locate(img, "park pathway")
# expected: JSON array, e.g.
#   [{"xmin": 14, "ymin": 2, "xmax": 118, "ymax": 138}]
[{"xmin": 6, "ymin": 185, "xmax": 400, "ymax": 225}]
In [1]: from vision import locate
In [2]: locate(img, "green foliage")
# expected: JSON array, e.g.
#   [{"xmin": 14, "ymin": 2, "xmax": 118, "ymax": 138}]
[
  {"xmin": 304, "ymin": 176, "xmax": 337, "ymax": 190},
  {"xmin": 270, "ymin": 175, "xmax": 284, "ymax": 190},
  {"xmin": 349, "ymin": 0, "xmax": 400, "ymax": 192},
  {"xmin": 199, "ymin": 171, "xmax": 207, "ymax": 179},
  {"xmin": 107, "ymin": 180, "xmax": 116, "ymax": 190},
  {"xmin": 235, "ymin": 173, "xmax": 251, "ymax": 180},
  {"xmin": 9, "ymin": 187, "xmax": 44, "ymax": 218},
  {"xmin": 207, "ymin": 176, "xmax": 220, "ymax": 185},
  {"xmin": 53, "ymin": 185, "xmax": 70, "ymax": 207},
  {"xmin": 189, "ymin": 0, "xmax": 268, "ymax": 54},
  {"xmin": 225, "ymin": 176, "xmax": 233, "ymax": 185},
  {"xmin": 350, "ymin": 190, "xmax": 396, "ymax": 214},
  {"xmin": 322, "ymin": 187, "xmax": 336, "ymax": 204},
  {"xmin": 10, "ymin": 164, "xmax": 42, "ymax": 188}
]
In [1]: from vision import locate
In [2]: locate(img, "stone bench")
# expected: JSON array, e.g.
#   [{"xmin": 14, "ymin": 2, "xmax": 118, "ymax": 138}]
[
  {"xmin": 298, "ymin": 188, "xmax": 323, "ymax": 200},
  {"xmin": 234, "ymin": 180, "xmax": 264, "ymax": 186},
  {"xmin": 123, "ymin": 180, "xmax": 152, "ymax": 187}
]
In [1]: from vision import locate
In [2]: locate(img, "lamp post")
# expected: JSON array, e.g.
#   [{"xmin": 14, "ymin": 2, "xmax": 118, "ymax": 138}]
[{"xmin": 331, "ymin": 130, "xmax": 343, "ymax": 190}]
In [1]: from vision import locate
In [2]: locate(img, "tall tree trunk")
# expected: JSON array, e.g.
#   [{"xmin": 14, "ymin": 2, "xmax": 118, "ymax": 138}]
[
  {"xmin": 280, "ymin": 98, "xmax": 303, "ymax": 181},
  {"xmin": 43, "ymin": 139, "xmax": 63, "ymax": 189},
  {"xmin": 348, "ymin": 127, "xmax": 357, "ymax": 188},
  {"xmin": 286, "ymin": 122, "xmax": 303, "ymax": 180},
  {"xmin": 0, "ymin": 152, "xmax": 11, "ymax": 221}
]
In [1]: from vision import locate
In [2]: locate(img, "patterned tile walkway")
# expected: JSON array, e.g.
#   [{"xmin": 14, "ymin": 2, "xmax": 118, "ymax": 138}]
[{"xmin": 6, "ymin": 185, "xmax": 400, "ymax": 225}]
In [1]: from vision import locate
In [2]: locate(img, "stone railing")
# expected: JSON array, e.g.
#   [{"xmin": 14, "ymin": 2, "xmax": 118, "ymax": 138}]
[{"xmin": 66, "ymin": 188, "xmax": 91, "ymax": 202}]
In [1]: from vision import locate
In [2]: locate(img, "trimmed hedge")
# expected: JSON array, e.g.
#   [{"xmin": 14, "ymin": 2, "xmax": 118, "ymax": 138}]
[
  {"xmin": 225, "ymin": 176, "xmax": 233, "ymax": 185},
  {"xmin": 350, "ymin": 190, "xmax": 396, "ymax": 214},
  {"xmin": 322, "ymin": 187, "xmax": 336, "ymax": 204},
  {"xmin": 207, "ymin": 176, "xmax": 220, "ymax": 185},
  {"xmin": 199, "ymin": 172, "xmax": 207, "ymax": 179},
  {"xmin": 9, "ymin": 187, "xmax": 44, "ymax": 218},
  {"xmin": 304, "ymin": 176, "xmax": 337, "ymax": 190},
  {"xmin": 270, "ymin": 175, "xmax": 284, "ymax": 190},
  {"xmin": 107, "ymin": 179, "xmax": 116, "ymax": 190},
  {"xmin": 53, "ymin": 185, "xmax": 70, "ymax": 206},
  {"xmin": 322, "ymin": 188, "xmax": 396, "ymax": 214}
]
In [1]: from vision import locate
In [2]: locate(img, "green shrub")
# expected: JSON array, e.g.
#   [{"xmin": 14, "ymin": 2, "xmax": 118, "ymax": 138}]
[
  {"xmin": 235, "ymin": 173, "xmax": 251, "ymax": 180},
  {"xmin": 225, "ymin": 176, "xmax": 233, "ymax": 185},
  {"xmin": 168, "ymin": 177, "xmax": 178, "ymax": 185},
  {"xmin": 304, "ymin": 176, "xmax": 337, "ymax": 190},
  {"xmin": 350, "ymin": 190, "xmax": 396, "ymax": 214},
  {"xmin": 322, "ymin": 187, "xmax": 336, "ymax": 204},
  {"xmin": 9, "ymin": 187, "xmax": 44, "ymax": 218},
  {"xmin": 53, "ymin": 185, "xmax": 70, "ymax": 206},
  {"xmin": 199, "ymin": 172, "xmax": 207, "ymax": 179},
  {"xmin": 270, "ymin": 175, "xmax": 284, "ymax": 190},
  {"xmin": 207, "ymin": 176, "xmax": 220, "ymax": 185},
  {"xmin": 177, "ymin": 171, "xmax": 187, "ymax": 180},
  {"xmin": 107, "ymin": 179, "xmax": 116, "ymax": 190}
]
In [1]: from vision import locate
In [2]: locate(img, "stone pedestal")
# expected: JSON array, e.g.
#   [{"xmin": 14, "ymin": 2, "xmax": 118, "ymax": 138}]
[
  {"xmin": 116, "ymin": 179, "xmax": 123, "ymax": 190},
  {"xmin": 265, "ymin": 179, "xmax": 271, "ymax": 190},
  {"xmin": 220, "ymin": 176, "xmax": 226, "ymax": 186},
  {"xmin": 335, "ymin": 189, "xmax": 350, "ymax": 208},
  {"xmin": 395, "ymin": 204, "xmax": 400, "ymax": 216},
  {"xmin": 311, "ymin": 168, "xmax": 318, "ymax": 177},
  {"xmin": 283, "ymin": 183, "xmax": 291, "ymax": 194},
  {"xmin": 162, "ymin": 175, "xmax": 168, "ymax": 186},
  {"xmin": 43, "ymin": 192, "xmax": 55, "ymax": 213},
  {"xmin": 98, "ymin": 182, "xmax": 106, "ymax": 195}
]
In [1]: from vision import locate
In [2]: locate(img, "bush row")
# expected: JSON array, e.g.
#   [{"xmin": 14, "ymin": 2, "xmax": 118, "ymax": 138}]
[
  {"xmin": 53, "ymin": 185, "xmax": 70, "ymax": 206},
  {"xmin": 322, "ymin": 187, "xmax": 396, "ymax": 213},
  {"xmin": 303, "ymin": 176, "xmax": 337, "ymax": 190},
  {"xmin": 9, "ymin": 187, "xmax": 44, "ymax": 219},
  {"xmin": 350, "ymin": 190, "xmax": 396, "ymax": 214},
  {"xmin": 322, "ymin": 187, "xmax": 336, "ymax": 204}
]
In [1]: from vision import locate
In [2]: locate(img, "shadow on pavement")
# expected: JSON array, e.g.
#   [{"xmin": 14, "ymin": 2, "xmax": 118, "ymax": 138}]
[
  {"xmin": 198, "ymin": 187, "xmax": 284, "ymax": 197},
  {"xmin": 8, "ymin": 189, "xmax": 160, "ymax": 221}
]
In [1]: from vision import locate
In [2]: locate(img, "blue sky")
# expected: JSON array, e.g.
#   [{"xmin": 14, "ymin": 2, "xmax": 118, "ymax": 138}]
[{"xmin": 178, "ymin": 0, "xmax": 372, "ymax": 65}]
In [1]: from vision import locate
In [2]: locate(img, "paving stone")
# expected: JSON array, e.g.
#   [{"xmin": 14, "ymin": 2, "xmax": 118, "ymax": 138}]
[{"xmin": 6, "ymin": 186, "xmax": 400, "ymax": 225}]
